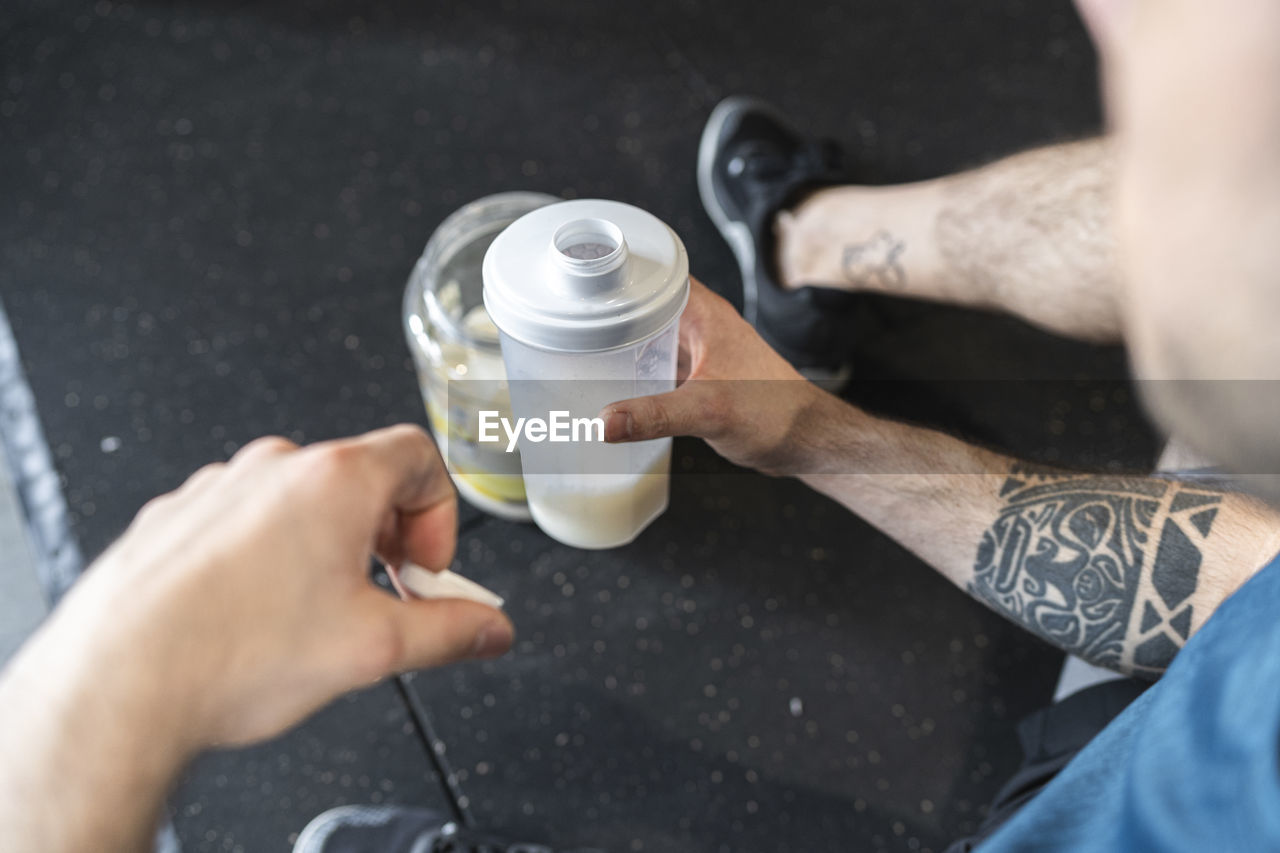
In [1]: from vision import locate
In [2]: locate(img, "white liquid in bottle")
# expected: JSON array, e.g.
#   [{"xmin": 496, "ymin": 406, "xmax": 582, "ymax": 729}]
[{"xmin": 524, "ymin": 452, "xmax": 672, "ymax": 550}]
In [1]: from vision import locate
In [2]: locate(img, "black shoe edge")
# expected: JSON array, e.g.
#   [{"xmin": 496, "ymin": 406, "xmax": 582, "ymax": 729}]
[{"xmin": 696, "ymin": 96, "xmax": 856, "ymax": 388}]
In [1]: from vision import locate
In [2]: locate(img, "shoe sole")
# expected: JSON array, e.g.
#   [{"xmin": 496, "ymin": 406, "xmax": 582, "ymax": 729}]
[
  {"xmin": 697, "ymin": 97, "xmax": 852, "ymax": 390},
  {"xmin": 697, "ymin": 96, "xmax": 771, "ymax": 326}
]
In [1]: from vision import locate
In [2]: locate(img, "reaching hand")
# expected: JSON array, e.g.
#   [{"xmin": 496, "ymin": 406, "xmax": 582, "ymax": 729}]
[{"xmin": 27, "ymin": 425, "xmax": 513, "ymax": 750}]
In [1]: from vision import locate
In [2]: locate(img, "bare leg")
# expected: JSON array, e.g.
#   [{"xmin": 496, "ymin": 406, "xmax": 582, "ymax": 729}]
[{"xmin": 775, "ymin": 138, "xmax": 1121, "ymax": 343}]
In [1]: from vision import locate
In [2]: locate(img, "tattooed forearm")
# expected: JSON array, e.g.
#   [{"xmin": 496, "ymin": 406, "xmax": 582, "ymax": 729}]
[
  {"xmin": 968, "ymin": 465, "xmax": 1224, "ymax": 678},
  {"xmin": 841, "ymin": 230, "xmax": 906, "ymax": 290}
]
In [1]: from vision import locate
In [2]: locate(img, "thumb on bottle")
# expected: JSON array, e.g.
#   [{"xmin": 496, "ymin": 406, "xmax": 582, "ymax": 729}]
[{"xmin": 601, "ymin": 386, "xmax": 705, "ymax": 443}]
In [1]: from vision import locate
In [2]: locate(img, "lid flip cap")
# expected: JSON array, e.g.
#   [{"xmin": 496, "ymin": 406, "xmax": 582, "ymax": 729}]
[{"xmin": 482, "ymin": 199, "xmax": 690, "ymax": 352}]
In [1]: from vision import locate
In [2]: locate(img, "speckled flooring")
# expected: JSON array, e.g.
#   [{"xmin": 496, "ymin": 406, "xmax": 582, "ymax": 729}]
[{"xmin": 1, "ymin": 1, "xmax": 1158, "ymax": 851}]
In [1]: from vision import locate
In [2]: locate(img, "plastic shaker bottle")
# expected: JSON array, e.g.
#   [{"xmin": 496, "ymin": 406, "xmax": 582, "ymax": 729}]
[{"xmin": 482, "ymin": 200, "xmax": 690, "ymax": 549}]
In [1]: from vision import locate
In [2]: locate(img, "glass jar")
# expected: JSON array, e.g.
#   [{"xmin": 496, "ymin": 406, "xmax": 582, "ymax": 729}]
[{"xmin": 402, "ymin": 192, "xmax": 559, "ymax": 521}]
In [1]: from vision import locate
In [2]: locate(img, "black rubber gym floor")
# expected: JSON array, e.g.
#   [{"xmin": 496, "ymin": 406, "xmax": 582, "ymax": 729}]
[{"xmin": 0, "ymin": 1, "xmax": 1159, "ymax": 851}]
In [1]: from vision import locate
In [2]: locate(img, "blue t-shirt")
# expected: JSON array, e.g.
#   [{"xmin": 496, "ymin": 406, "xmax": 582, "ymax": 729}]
[{"xmin": 983, "ymin": 551, "xmax": 1280, "ymax": 850}]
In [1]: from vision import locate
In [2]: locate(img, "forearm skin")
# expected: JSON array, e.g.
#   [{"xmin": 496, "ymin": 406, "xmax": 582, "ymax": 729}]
[
  {"xmin": 793, "ymin": 392, "xmax": 1280, "ymax": 677},
  {"xmin": 0, "ymin": 587, "xmax": 195, "ymax": 852}
]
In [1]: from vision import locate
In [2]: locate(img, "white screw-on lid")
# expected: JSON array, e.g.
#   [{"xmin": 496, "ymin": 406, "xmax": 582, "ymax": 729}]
[{"xmin": 482, "ymin": 199, "xmax": 689, "ymax": 352}]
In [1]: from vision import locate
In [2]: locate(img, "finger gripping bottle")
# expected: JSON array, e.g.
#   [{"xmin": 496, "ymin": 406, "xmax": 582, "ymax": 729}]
[{"xmin": 482, "ymin": 200, "xmax": 690, "ymax": 549}]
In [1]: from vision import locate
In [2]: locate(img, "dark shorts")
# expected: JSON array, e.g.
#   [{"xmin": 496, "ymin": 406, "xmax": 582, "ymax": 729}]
[{"xmin": 944, "ymin": 678, "xmax": 1150, "ymax": 853}]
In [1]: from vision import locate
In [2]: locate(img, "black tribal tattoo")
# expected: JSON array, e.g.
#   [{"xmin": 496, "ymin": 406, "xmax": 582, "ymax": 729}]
[
  {"xmin": 841, "ymin": 230, "xmax": 906, "ymax": 290},
  {"xmin": 968, "ymin": 465, "xmax": 1223, "ymax": 677}
]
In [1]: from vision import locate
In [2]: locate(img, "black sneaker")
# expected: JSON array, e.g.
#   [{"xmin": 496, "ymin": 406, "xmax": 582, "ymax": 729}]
[
  {"xmin": 293, "ymin": 804, "xmax": 603, "ymax": 853},
  {"xmin": 697, "ymin": 96, "xmax": 857, "ymax": 381}
]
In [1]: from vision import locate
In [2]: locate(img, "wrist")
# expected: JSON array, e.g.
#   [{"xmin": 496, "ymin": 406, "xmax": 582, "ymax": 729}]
[
  {"xmin": 24, "ymin": 568, "xmax": 206, "ymax": 767},
  {"xmin": 0, "ymin": 601, "xmax": 196, "ymax": 850},
  {"xmin": 776, "ymin": 387, "xmax": 876, "ymax": 478}
]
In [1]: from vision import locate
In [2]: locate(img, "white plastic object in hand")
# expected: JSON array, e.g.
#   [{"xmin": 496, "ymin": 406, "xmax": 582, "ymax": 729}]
[{"xmin": 398, "ymin": 563, "xmax": 505, "ymax": 609}]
